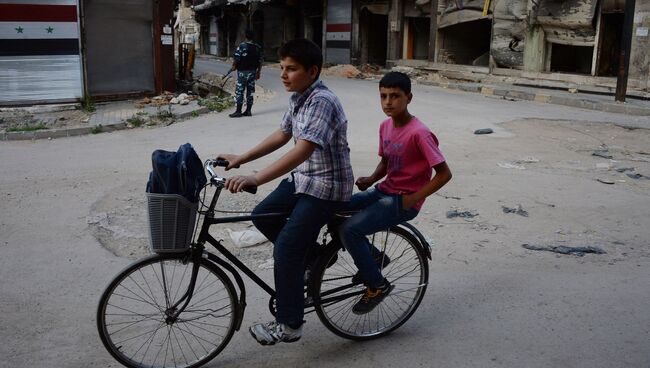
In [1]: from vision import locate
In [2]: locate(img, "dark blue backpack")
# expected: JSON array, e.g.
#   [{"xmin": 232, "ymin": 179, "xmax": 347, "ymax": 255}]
[{"xmin": 146, "ymin": 143, "xmax": 207, "ymax": 203}]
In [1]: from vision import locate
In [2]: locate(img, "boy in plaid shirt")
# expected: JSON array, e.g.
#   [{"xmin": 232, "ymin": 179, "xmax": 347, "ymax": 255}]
[{"xmin": 217, "ymin": 39, "xmax": 353, "ymax": 345}]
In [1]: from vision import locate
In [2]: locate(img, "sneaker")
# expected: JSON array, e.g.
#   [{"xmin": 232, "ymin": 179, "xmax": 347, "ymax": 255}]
[
  {"xmin": 249, "ymin": 321, "xmax": 302, "ymax": 346},
  {"xmin": 352, "ymin": 279, "xmax": 394, "ymax": 315},
  {"xmin": 351, "ymin": 252, "xmax": 391, "ymax": 284}
]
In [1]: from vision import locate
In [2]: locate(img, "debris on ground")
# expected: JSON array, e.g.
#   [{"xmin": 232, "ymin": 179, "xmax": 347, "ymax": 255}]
[
  {"xmin": 626, "ymin": 172, "xmax": 649, "ymax": 180},
  {"xmin": 322, "ymin": 64, "xmax": 363, "ymax": 78},
  {"xmin": 516, "ymin": 157, "xmax": 540, "ymax": 164},
  {"xmin": 195, "ymin": 72, "xmax": 274, "ymax": 103},
  {"xmin": 498, "ymin": 162, "xmax": 526, "ymax": 170},
  {"xmin": 359, "ymin": 63, "xmax": 383, "ymax": 76},
  {"xmin": 592, "ymin": 149, "xmax": 613, "ymax": 159},
  {"xmin": 502, "ymin": 205, "xmax": 529, "ymax": 217},
  {"xmin": 615, "ymin": 167, "xmax": 635, "ymax": 173},
  {"xmin": 226, "ymin": 228, "xmax": 268, "ymax": 248},
  {"xmin": 596, "ymin": 178, "xmax": 615, "ymax": 184},
  {"xmin": 474, "ymin": 128, "xmax": 493, "ymax": 135},
  {"xmin": 446, "ymin": 209, "xmax": 478, "ymax": 219},
  {"xmin": 0, "ymin": 106, "xmax": 92, "ymax": 132},
  {"xmin": 522, "ymin": 244, "xmax": 606, "ymax": 256}
]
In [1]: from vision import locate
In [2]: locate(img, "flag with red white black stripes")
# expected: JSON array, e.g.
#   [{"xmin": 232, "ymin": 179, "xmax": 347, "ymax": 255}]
[
  {"xmin": 0, "ymin": 0, "xmax": 80, "ymax": 56},
  {"xmin": 0, "ymin": 0, "xmax": 83, "ymax": 104}
]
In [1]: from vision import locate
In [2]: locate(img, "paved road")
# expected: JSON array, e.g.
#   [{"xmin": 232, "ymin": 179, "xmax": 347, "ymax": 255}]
[{"xmin": 1, "ymin": 59, "xmax": 649, "ymax": 368}]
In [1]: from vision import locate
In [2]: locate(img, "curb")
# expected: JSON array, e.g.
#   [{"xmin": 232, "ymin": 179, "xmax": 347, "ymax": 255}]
[
  {"xmin": 419, "ymin": 80, "xmax": 650, "ymax": 116},
  {"xmin": 1, "ymin": 107, "xmax": 213, "ymax": 141}
]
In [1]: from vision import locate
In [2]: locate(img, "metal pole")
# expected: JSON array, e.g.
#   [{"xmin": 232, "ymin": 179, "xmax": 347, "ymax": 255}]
[
  {"xmin": 428, "ymin": 0, "xmax": 438, "ymax": 61},
  {"xmin": 615, "ymin": 0, "xmax": 636, "ymax": 102}
]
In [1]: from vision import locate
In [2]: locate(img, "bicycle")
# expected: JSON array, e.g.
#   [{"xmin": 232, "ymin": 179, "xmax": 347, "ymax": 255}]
[{"xmin": 97, "ymin": 159, "xmax": 433, "ymax": 368}]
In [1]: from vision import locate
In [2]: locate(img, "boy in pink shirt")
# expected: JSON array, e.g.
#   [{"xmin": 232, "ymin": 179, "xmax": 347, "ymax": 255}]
[{"xmin": 339, "ymin": 71, "xmax": 452, "ymax": 314}]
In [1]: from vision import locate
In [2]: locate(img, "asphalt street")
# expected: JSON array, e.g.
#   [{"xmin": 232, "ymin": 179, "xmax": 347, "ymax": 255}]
[{"xmin": 1, "ymin": 59, "xmax": 649, "ymax": 368}]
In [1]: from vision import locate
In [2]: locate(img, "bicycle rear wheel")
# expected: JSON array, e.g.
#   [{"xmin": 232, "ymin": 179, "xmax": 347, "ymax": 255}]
[
  {"xmin": 97, "ymin": 254, "xmax": 237, "ymax": 368},
  {"xmin": 312, "ymin": 226, "xmax": 428, "ymax": 340}
]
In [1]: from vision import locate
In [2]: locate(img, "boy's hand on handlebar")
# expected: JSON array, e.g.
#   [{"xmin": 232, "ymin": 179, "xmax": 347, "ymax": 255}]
[
  {"xmin": 216, "ymin": 154, "xmax": 241, "ymax": 170},
  {"xmin": 225, "ymin": 175, "xmax": 258, "ymax": 193},
  {"xmin": 355, "ymin": 177, "xmax": 374, "ymax": 191}
]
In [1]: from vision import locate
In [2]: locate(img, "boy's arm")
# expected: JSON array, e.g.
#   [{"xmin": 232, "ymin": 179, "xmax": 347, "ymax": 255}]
[
  {"xmin": 402, "ymin": 162, "xmax": 452, "ymax": 209},
  {"xmin": 217, "ymin": 128, "xmax": 291, "ymax": 170},
  {"xmin": 356, "ymin": 157, "xmax": 387, "ymax": 191},
  {"xmin": 224, "ymin": 139, "xmax": 317, "ymax": 193}
]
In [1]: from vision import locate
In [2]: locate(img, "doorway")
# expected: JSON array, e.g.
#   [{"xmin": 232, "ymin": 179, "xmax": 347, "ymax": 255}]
[
  {"xmin": 406, "ymin": 17, "xmax": 430, "ymax": 60},
  {"xmin": 596, "ymin": 12, "xmax": 623, "ymax": 76},
  {"xmin": 359, "ymin": 7, "xmax": 388, "ymax": 66}
]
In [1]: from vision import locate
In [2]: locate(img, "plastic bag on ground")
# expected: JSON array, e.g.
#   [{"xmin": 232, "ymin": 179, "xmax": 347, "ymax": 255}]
[{"xmin": 226, "ymin": 228, "xmax": 268, "ymax": 247}]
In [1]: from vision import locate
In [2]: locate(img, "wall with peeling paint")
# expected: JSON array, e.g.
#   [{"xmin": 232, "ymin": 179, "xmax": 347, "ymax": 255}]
[{"xmin": 629, "ymin": 1, "xmax": 650, "ymax": 87}]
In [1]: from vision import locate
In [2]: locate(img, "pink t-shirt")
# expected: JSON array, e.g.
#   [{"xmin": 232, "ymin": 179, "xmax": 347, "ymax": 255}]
[{"xmin": 377, "ymin": 117, "xmax": 446, "ymax": 211}]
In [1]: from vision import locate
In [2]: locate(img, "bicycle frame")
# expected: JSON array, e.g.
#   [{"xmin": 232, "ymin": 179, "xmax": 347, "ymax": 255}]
[{"xmin": 169, "ymin": 160, "xmax": 432, "ymax": 331}]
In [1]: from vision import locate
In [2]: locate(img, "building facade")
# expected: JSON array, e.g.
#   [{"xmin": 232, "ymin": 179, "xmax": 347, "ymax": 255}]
[
  {"xmin": 191, "ymin": 0, "xmax": 649, "ymax": 91},
  {"xmin": 0, "ymin": 0, "xmax": 176, "ymax": 106}
]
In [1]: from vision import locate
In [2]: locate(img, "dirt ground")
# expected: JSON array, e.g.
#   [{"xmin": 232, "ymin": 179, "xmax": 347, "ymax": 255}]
[{"xmin": 86, "ymin": 117, "xmax": 650, "ymax": 270}]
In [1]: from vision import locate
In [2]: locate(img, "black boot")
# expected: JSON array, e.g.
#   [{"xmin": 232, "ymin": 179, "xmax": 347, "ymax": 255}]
[
  {"xmin": 243, "ymin": 104, "xmax": 252, "ymax": 116},
  {"xmin": 229, "ymin": 104, "xmax": 243, "ymax": 118}
]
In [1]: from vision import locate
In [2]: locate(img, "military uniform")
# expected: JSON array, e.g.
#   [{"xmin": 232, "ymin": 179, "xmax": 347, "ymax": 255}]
[{"xmin": 233, "ymin": 41, "xmax": 263, "ymax": 108}]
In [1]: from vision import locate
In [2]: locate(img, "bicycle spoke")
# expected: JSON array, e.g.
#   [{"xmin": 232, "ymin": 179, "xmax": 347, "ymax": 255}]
[{"xmin": 98, "ymin": 256, "xmax": 237, "ymax": 368}]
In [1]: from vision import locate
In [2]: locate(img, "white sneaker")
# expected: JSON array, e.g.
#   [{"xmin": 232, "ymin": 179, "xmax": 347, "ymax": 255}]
[{"xmin": 249, "ymin": 321, "xmax": 302, "ymax": 345}]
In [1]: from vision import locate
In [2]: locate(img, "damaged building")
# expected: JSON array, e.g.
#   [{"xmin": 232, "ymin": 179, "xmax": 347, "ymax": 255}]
[
  {"xmin": 192, "ymin": 0, "xmax": 649, "ymax": 92},
  {"xmin": 191, "ymin": 0, "xmax": 326, "ymax": 62}
]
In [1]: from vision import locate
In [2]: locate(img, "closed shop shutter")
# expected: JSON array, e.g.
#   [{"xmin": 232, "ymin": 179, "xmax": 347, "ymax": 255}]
[
  {"xmin": 0, "ymin": 0, "xmax": 83, "ymax": 105},
  {"xmin": 83, "ymin": 0, "xmax": 155, "ymax": 97}
]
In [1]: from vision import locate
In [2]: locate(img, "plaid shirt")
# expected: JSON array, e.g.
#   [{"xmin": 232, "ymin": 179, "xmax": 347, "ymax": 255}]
[{"xmin": 280, "ymin": 80, "xmax": 353, "ymax": 201}]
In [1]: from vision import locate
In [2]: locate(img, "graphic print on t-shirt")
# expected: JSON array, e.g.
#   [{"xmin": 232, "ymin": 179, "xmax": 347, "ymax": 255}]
[{"xmin": 383, "ymin": 140, "xmax": 404, "ymax": 172}]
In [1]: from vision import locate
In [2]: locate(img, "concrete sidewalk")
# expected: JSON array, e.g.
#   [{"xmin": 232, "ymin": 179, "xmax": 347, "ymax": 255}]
[
  {"xmin": 417, "ymin": 79, "xmax": 650, "ymax": 116},
  {"xmin": 0, "ymin": 98, "xmax": 212, "ymax": 141}
]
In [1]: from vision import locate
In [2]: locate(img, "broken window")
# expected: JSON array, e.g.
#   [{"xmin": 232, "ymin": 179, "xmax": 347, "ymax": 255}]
[
  {"xmin": 549, "ymin": 43, "xmax": 594, "ymax": 74},
  {"xmin": 438, "ymin": 18, "xmax": 491, "ymax": 65}
]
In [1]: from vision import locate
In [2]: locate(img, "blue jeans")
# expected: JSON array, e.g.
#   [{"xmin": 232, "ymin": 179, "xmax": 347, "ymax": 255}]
[
  {"xmin": 339, "ymin": 187, "xmax": 418, "ymax": 288},
  {"xmin": 252, "ymin": 177, "xmax": 344, "ymax": 327}
]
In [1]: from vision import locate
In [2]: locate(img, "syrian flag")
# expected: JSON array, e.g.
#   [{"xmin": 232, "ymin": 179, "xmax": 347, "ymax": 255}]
[
  {"xmin": 0, "ymin": 0, "xmax": 80, "ymax": 56},
  {"xmin": 0, "ymin": 0, "xmax": 83, "ymax": 104}
]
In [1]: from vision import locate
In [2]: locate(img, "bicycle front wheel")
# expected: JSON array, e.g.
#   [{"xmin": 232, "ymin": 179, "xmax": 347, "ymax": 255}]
[
  {"xmin": 312, "ymin": 226, "xmax": 428, "ymax": 340},
  {"xmin": 97, "ymin": 254, "xmax": 237, "ymax": 368}
]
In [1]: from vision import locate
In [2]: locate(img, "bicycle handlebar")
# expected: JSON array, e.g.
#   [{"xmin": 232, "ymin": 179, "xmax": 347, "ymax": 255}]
[{"xmin": 205, "ymin": 159, "xmax": 257, "ymax": 194}]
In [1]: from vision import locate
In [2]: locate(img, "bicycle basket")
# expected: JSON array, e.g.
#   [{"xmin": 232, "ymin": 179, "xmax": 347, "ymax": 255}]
[{"xmin": 146, "ymin": 193, "xmax": 198, "ymax": 253}]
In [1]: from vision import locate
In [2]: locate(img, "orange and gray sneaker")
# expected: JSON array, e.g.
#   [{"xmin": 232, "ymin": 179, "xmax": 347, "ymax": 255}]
[{"xmin": 352, "ymin": 279, "xmax": 394, "ymax": 314}]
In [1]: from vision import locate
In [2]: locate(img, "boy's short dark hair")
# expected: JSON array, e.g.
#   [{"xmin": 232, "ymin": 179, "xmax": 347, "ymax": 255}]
[
  {"xmin": 278, "ymin": 38, "xmax": 323, "ymax": 79},
  {"xmin": 245, "ymin": 29, "xmax": 254, "ymax": 40},
  {"xmin": 379, "ymin": 71, "xmax": 411, "ymax": 95}
]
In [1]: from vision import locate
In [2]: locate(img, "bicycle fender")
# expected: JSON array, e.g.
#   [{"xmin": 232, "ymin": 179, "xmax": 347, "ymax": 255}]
[
  {"xmin": 205, "ymin": 252, "xmax": 247, "ymax": 331},
  {"xmin": 398, "ymin": 223, "xmax": 432, "ymax": 260}
]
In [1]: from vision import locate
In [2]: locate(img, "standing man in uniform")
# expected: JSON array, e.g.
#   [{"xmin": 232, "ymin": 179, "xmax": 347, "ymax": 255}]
[{"xmin": 229, "ymin": 29, "xmax": 263, "ymax": 118}]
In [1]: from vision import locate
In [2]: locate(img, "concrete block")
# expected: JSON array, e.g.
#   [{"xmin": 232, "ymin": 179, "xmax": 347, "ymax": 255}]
[
  {"xmin": 66, "ymin": 127, "xmax": 93, "ymax": 137},
  {"xmin": 6, "ymin": 131, "xmax": 35, "ymax": 141},
  {"xmin": 481, "ymin": 87, "xmax": 495, "ymax": 96},
  {"xmin": 34, "ymin": 129, "xmax": 68, "ymax": 139}
]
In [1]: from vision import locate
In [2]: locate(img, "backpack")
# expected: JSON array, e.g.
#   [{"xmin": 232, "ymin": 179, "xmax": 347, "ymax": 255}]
[{"xmin": 146, "ymin": 143, "xmax": 207, "ymax": 203}]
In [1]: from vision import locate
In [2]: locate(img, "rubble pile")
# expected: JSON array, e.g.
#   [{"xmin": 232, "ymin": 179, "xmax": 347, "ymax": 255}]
[
  {"xmin": 322, "ymin": 64, "xmax": 363, "ymax": 78},
  {"xmin": 134, "ymin": 92, "xmax": 197, "ymax": 108}
]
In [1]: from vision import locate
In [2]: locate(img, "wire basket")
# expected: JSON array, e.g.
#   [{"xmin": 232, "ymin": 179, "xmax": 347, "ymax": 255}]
[{"xmin": 146, "ymin": 193, "xmax": 198, "ymax": 253}]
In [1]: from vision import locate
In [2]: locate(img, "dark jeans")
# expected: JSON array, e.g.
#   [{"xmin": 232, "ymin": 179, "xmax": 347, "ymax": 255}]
[
  {"xmin": 252, "ymin": 177, "xmax": 344, "ymax": 327},
  {"xmin": 339, "ymin": 187, "xmax": 418, "ymax": 288}
]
